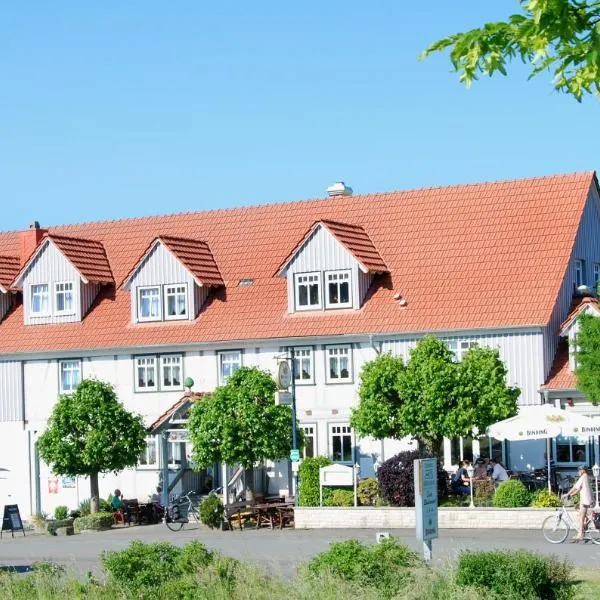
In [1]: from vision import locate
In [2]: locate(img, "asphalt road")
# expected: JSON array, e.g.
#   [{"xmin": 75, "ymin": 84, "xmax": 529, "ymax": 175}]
[{"xmin": 1, "ymin": 525, "xmax": 599, "ymax": 578}]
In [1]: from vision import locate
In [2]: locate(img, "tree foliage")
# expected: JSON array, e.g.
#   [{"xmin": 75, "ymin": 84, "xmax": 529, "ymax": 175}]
[
  {"xmin": 421, "ymin": 0, "xmax": 600, "ymax": 101},
  {"xmin": 575, "ymin": 312, "xmax": 600, "ymax": 404},
  {"xmin": 351, "ymin": 336, "xmax": 519, "ymax": 453},
  {"xmin": 188, "ymin": 367, "xmax": 300, "ymax": 470},
  {"xmin": 37, "ymin": 379, "xmax": 147, "ymax": 512}
]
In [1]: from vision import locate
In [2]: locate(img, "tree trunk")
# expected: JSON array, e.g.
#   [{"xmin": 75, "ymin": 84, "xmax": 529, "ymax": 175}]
[
  {"xmin": 421, "ymin": 438, "xmax": 443, "ymax": 458},
  {"xmin": 90, "ymin": 472, "xmax": 100, "ymax": 514},
  {"xmin": 244, "ymin": 468, "xmax": 255, "ymax": 503}
]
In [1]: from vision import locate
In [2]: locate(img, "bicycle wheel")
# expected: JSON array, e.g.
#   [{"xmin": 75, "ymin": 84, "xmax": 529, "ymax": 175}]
[
  {"xmin": 587, "ymin": 523, "xmax": 600, "ymax": 545},
  {"xmin": 542, "ymin": 513, "xmax": 569, "ymax": 544}
]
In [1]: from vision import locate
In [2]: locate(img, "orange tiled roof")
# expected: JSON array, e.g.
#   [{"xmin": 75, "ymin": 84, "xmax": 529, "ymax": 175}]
[
  {"xmin": 148, "ymin": 392, "xmax": 206, "ymax": 432},
  {"xmin": 122, "ymin": 236, "xmax": 223, "ymax": 288},
  {"xmin": 0, "ymin": 255, "xmax": 20, "ymax": 293},
  {"xmin": 559, "ymin": 296, "xmax": 600, "ymax": 334},
  {"xmin": 542, "ymin": 340, "xmax": 576, "ymax": 390},
  {"xmin": 14, "ymin": 234, "xmax": 114, "ymax": 286},
  {"xmin": 0, "ymin": 171, "xmax": 594, "ymax": 355},
  {"xmin": 277, "ymin": 220, "xmax": 388, "ymax": 274}
]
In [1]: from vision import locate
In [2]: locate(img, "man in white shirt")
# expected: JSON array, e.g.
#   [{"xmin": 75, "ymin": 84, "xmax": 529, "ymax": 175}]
[
  {"xmin": 490, "ymin": 458, "xmax": 509, "ymax": 485},
  {"xmin": 568, "ymin": 465, "xmax": 594, "ymax": 541}
]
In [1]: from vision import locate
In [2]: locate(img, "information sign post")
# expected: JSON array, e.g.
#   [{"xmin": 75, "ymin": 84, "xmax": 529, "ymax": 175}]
[{"xmin": 414, "ymin": 458, "xmax": 438, "ymax": 562}]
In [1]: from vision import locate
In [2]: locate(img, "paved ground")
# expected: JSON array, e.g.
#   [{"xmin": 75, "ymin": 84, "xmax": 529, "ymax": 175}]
[{"xmin": 1, "ymin": 525, "xmax": 599, "ymax": 578}]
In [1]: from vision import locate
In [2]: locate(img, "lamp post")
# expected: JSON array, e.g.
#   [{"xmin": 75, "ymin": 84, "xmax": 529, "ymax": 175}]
[
  {"xmin": 592, "ymin": 464, "xmax": 600, "ymax": 510},
  {"xmin": 466, "ymin": 464, "xmax": 475, "ymax": 509}
]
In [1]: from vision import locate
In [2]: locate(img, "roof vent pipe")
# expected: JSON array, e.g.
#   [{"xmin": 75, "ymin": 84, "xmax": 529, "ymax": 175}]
[{"xmin": 327, "ymin": 182, "xmax": 353, "ymax": 197}]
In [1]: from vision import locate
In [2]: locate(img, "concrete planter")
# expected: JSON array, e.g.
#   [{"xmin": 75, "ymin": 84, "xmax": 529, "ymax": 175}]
[{"xmin": 294, "ymin": 506, "xmax": 573, "ymax": 530}]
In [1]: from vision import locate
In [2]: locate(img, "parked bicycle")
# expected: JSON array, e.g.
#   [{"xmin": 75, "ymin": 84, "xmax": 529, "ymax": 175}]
[
  {"xmin": 541, "ymin": 495, "xmax": 600, "ymax": 544},
  {"xmin": 165, "ymin": 491, "xmax": 200, "ymax": 531}
]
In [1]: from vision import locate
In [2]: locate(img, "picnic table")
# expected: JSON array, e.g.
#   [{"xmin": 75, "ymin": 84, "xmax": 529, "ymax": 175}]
[{"xmin": 225, "ymin": 500, "xmax": 294, "ymax": 531}]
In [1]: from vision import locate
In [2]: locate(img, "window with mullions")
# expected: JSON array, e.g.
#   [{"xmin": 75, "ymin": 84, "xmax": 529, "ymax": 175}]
[
  {"xmin": 219, "ymin": 351, "xmax": 241, "ymax": 384},
  {"xmin": 293, "ymin": 347, "xmax": 314, "ymax": 384},
  {"xmin": 136, "ymin": 356, "xmax": 157, "ymax": 391},
  {"xmin": 325, "ymin": 270, "xmax": 351, "ymax": 308},
  {"xmin": 161, "ymin": 355, "xmax": 183, "ymax": 389},
  {"xmin": 164, "ymin": 284, "xmax": 187, "ymax": 320},
  {"xmin": 326, "ymin": 345, "xmax": 352, "ymax": 383},
  {"xmin": 138, "ymin": 437, "xmax": 158, "ymax": 467},
  {"xmin": 59, "ymin": 360, "xmax": 81, "ymax": 393},
  {"xmin": 574, "ymin": 259, "xmax": 585, "ymax": 288},
  {"xmin": 138, "ymin": 286, "xmax": 161, "ymax": 321},
  {"xmin": 294, "ymin": 272, "xmax": 321, "ymax": 310},
  {"xmin": 301, "ymin": 425, "xmax": 316, "ymax": 458},
  {"xmin": 556, "ymin": 436, "xmax": 587, "ymax": 464},
  {"xmin": 55, "ymin": 282, "xmax": 74, "ymax": 314},
  {"xmin": 447, "ymin": 340, "xmax": 477, "ymax": 362},
  {"xmin": 330, "ymin": 424, "xmax": 353, "ymax": 462},
  {"xmin": 31, "ymin": 284, "xmax": 49, "ymax": 315}
]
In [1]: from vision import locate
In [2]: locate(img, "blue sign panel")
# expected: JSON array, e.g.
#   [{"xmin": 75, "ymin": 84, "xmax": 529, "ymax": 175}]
[{"xmin": 414, "ymin": 458, "xmax": 438, "ymax": 542}]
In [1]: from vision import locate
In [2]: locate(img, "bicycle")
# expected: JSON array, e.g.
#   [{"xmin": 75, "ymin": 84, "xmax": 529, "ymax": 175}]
[
  {"xmin": 541, "ymin": 495, "xmax": 600, "ymax": 544},
  {"xmin": 165, "ymin": 491, "xmax": 200, "ymax": 532}
]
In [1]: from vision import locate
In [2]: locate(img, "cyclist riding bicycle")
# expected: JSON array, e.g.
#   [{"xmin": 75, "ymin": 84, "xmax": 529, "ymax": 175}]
[{"xmin": 567, "ymin": 465, "xmax": 594, "ymax": 542}]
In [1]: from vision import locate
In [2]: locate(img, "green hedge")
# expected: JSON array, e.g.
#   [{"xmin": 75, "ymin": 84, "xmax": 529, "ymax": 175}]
[
  {"xmin": 200, "ymin": 494, "xmax": 225, "ymax": 529},
  {"xmin": 73, "ymin": 512, "xmax": 113, "ymax": 532},
  {"xmin": 298, "ymin": 456, "xmax": 332, "ymax": 506},
  {"xmin": 457, "ymin": 549, "xmax": 574, "ymax": 599},
  {"xmin": 324, "ymin": 489, "xmax": 354, "ymax": 507},
  {"xmin": 357, "ymin": 478, "xmax": 380, "ymax": 506},
  {"xmin": 492, "ymin": 480, "xmax": 531, "ymax": 508}
]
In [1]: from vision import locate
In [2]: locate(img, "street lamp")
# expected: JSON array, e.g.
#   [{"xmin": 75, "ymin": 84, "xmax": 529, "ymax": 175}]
[
  {"xmin": 466, "ymin": 464, "xmax": 475, "ymax": 509},
  {"xmin": 592, "ymin": 464, "xmax": 600, "ymax": 510}
]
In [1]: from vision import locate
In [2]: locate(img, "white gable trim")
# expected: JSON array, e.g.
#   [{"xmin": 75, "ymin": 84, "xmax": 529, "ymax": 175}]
[
  {"xmin": 559, "ymin": 303, "xmax": 600, "ymax": 338},
  {"xmin": 278, "ymin": 223, "xmax": 368, "ymax": 276},
  {"xmin": 13, "ymin": 239, "xmax": 88, "ymax": 288},
  {"xmin": 122, "ymin": 238, "xmax": 204, "ymax": 290}
]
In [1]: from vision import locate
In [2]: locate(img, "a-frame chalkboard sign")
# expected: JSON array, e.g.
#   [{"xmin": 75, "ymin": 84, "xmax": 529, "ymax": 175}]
[{"xmin": 1, "ymin": 504, "xmax": 25, "ymax": 538}]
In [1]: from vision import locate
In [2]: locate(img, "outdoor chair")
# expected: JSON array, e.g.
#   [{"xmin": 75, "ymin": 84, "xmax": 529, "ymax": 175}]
[{"xmin": 112, "ymin": 509, "xmax": 125, "ymax": 526}]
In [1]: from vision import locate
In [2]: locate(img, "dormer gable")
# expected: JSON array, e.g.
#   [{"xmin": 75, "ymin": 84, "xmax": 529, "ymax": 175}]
[
  {"xmin": 122, "ymin": 236, "xmax": 223, "ymax": 324},
  {"xmin": 277, "ymin": 220, "xmax": 388, "ymax": 313},
  {"xmin": 12, "ymin": 234, "xmax": 113, "ymax": 325},
  {"xmin": 0, "ymin": 255, "xmax": 20, "ymax": 322}
]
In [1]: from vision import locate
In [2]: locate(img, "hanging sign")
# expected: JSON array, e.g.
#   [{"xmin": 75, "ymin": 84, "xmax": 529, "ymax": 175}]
[
  {"xmin": 1, "ymin": 504, "xmax": 25, "ymax": 538},
  {"xmin": 277, "ymin": 361, "xmax": 292, "ymax": 390}
]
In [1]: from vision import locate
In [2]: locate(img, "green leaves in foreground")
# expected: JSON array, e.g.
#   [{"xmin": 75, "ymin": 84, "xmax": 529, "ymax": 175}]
[{"xmin": 421, "ymin": 0, "xmax": 600, "ymax": 101}]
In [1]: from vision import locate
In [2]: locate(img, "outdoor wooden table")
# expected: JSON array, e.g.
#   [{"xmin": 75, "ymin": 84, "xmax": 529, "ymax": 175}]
[{"xmin": 250, "ymin": 503, "xmax": 294, "ymax": 530}]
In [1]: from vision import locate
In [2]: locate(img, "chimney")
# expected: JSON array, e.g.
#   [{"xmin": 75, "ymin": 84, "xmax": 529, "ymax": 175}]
[
  {"xmin": 20, "ymin": 221, "xmax": 47, "ymax": 264},
  {"xmin": 326, "ymin": 182, "xmax": 353, "ymax": 197}
]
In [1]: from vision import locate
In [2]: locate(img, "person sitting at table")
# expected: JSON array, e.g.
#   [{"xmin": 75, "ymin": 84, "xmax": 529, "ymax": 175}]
[
  {"xmin": 150, "ymin": 486, "xmax": 162, "ymax": 504},
  {"xmin": 111, "ymin": 489, "xmax": 123, "ymax": 510},
  {"xmin": 490, "ymin": 458, "xmax": 509, "ymax": 485},
  {"xmin": 473, "ymin": 458, "xmax": 489, "ymax": 479},
  {"xmin": 451, "ymin": 460, "xmax": 472, "ymax": 495}
]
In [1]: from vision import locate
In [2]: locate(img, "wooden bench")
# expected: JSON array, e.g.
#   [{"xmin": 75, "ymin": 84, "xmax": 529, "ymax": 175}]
[{"xmin": 224, "ymin": 501, "xmax": 257, "ymax": 531}]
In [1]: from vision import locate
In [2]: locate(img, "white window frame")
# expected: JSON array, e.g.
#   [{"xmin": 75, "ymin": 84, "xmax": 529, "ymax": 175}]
[
  {"xmin": 168, "ymin": 439, "xmax": 185, "ymax": 467},
  {"xmin": 163, "ymin": 283, "xmax": 188, "ymax": 321},
  {"xmin": 325, "ymin": 344, "xmax": 352, "ymax": 383},
  {"xmin": 329, "ymin": 423, "xmax": 353, "ymax": 463},
  {"xmin": 30, "ymin": 283, "xmax": 50, "ymax": 316},
  {"xmin": 59, "ymin": 359, "xmax": 82, "ymax": 394},
  {"xmin": 301, "ymin": 424, "xmax": 317, "ymax": 459},
  {"xmin": 137, "ymin": 286, "xmax": 162, "ymax": 322},
  {"xmin": 160, "ymin": 354, "xmax": 183, "ymax": 390},
  {"xmin": 294, "ymin": 272, "xmax": 322, "ymax": 311},
  {"xmin": 218, "ymin": 350, "xmax": 242, "ymax": 384},
  {"xmin": 574, "ymin": 259, "xmax": 585, "ymax": 288},
  {"xmin": 324, "ymin": 269, "xmax": 352, "ymax": 309},
  {"xmin": 54, "ymin": 281, "xmax": 75, "ymax": 315},
  {"xmin": 293, "ymin": 346, "xmax": 314, "ymax": 385},
  {"xmin": 135, "ymin": 355, "xmax": 158, "ymax": 391},
  {"xmin": 447, "ymin": 339, "xmax": 477, "ymax": 362},
  {"xmin": 594, "ymin": 262, "xmax": 600, "ymax": 286},
  {"xmin": 138, "ymin": 436, "xmax": 158, "ymax": 468},
  {"xmin": 554, "ymin": 436, "xmax": 589, "ymax": 466}
]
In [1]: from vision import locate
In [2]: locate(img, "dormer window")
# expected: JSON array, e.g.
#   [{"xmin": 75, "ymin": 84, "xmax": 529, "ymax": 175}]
[
  {"xmin": 164, "ymin": 284, "xmax": 188, "ymax": 320},
  {"xmin": 325, "ymin": 270, "xmax": 351, "ymax": 309},
  {"xmin": 138, "ymin": 286, "xmax": 161, "ymax": 321},
  {"xmin": 55, "ymin": 282, "xmax": 74, "ymax": 314},
  {"xmin": 295, "ymin": 272, "xmax": 321, "ymax": 310},
  {"xmin": 31, "ymin": 284, "xmax": 50, "ymax": 315}
]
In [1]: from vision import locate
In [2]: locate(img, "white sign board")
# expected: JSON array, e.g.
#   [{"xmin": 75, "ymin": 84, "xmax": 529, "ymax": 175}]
[
  {"xmin": 275, "ymin": 391, "xmax": 293, "ymax": 406},
  {"xmin": 319, "ymin": 464, "xmax": 357, "ymax": 507},
  {"xmin": 414, "ymin": 458, "xmax": 438, "ymax": 555},
  {"xmin": 168, "ymin": 430, "xmax": 189, "ymax": 443}
]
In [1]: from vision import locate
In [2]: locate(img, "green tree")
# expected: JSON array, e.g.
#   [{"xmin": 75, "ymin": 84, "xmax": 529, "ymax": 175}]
[
  {"xmin": 37, "ymin": 379, "xmax": 147, "ymax": 513},
  {"xmin": 421, "ymin": 0, "xmax": 600, "ymax": 101},
  {"xmin": 575, "ymin": 312, "xmax": 600, "ymax": 404},
  {"xmin": 188, "ymin": 367, "xmax": 301, "ymax": 492},
  {"xmin": 351, "ymin": 336, "xmax": 519, "ymax": 455}
]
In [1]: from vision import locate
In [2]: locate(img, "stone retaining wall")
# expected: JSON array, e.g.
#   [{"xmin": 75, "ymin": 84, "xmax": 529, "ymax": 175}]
[{"xmin": 295, "ymin": 507, "xmax": 572, "ymax": 530}]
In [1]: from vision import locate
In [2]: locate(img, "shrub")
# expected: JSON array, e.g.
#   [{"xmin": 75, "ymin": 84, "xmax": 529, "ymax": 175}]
[
  {"xmin": 73, "ymin": 512, "xmax": 113, "ymax": 532},
  {"xmin": 306, "ymin": 537, "xmax": 419, "ymax": 598},
  {"xmin": 102, "ymin": 540, "xmax": 182, "ymax": 591},
  {"xmin": 325, "ymin": 489, "xmax": 355, "ymax": 507},
  {"xmin": 473, "ymin": 478, "xmax": 495, "ymax": 507},
  {"xmin": 298, "ymin": 456, "xmax": 333, "ymax": 506},
  {"xmin": 357, "ymin": 478, "xmax": 380, "ymax": 506},
  {"xmin": 30, "ymin": 512, "xmax": 48, "ymax": 529},
  {"xmin": 531, "ymin": 489, "xmax": 563, "ymax": 508},
  {"xmin": 175, "ymin": 540, "xmax": 213, "ymax": 573},
  {"xmin": 53, "ymin": 505, "xmax": 68, "ymax": 520},
  {"xmin": 200, "ymin": 494, "xmax": 225, "ymax": 529},
  {"xmin": 457, "ymin": 549, "xmax": 574, "ymax": 599},
  {"xmin": 492, "ymin": 480, "xmax": 531, "ymax": 508},
  {"xmin": 69, "ymin": 509, "xmax": 81, "ymax": 519},
  {"xmin": 77, "ymin": 498, "xmax": 91, "ymax": 516},
  {"xmin": 377, "ymin": 450, "xmax": 448, "ymax": 507}
]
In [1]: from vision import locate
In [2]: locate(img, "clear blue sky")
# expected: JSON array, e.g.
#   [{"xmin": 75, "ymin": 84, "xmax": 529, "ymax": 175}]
[{"xmin": 1, "ymin": 1, "xmax": 597, "ymax": 231}]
